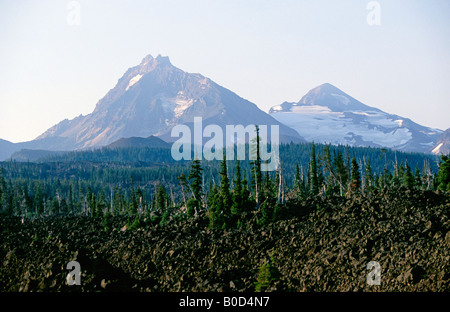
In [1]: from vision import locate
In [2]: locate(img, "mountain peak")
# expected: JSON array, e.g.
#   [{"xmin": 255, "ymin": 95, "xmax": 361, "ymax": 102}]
[
  {"xmin": 301, "ymin": 83, "xmax": 347, "ymax": 101},
  {"xmin": 138, "ymin": 54, "xmax": 172, "ymax": 71},
  {"xmin": 296, "ymin": 83, "xmax": 380, "ymax": 113},
  {"xmin": 269, "ymin": 83, "xmax": 442, "ymax": 153},
  {"xmin": 33, "ymin": 53, "xmax": 303, "ymax": 151},
  {"xmin": 313, "ymin": 83, "xmax": 344, "ymax": 94},
  {"xmin": 140, "ymin": 54, "xmax": 154, "ymax": 65},
  {"xmin": 155, "ymin": 54, "xmax": 170, "ymax": 63}
]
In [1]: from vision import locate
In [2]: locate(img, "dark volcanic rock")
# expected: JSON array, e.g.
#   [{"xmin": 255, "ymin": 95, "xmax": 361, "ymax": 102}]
[{"xmin": 0, "ymin": 188, "xmax": 449, "ymax": 292}]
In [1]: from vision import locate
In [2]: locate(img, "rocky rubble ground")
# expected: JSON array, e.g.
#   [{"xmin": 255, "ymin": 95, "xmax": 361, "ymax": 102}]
[{"xmin": 1, "ymin": 188, "xmax": 449, "ymax": 292}]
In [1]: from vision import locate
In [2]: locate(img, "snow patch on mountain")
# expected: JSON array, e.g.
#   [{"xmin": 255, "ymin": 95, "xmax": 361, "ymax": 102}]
[
  {"xmin": 174, "ymin": 97, "xmax": 194, "ymax": 118},
  {"xmin": 395, "ymin": 119, "xmax": 404, "ymax": 127},
  {"xmin": 271, "ymin": 105, "xmax": 283, "ymax": 112},
  {"xmin": 432, "ymin": 143, "xmax": 443, "ymax": 154},
  {"xmin": 269, "ymin": 83, "xmax": 441, "ymax": 153},
  {"xmin": 271, "ymin": 110, "xmax": 413, "ymax": 148},
  {"xmin": 126, "ymin": 74, "xmax": 143, "ymax": 91},
  {"xmin": 331, "ymin": 93, "xmax": 350, "ymax": 105},
  {"xmin": 290, "ymin": 105, "xmax": 342, "ymax": 116}
]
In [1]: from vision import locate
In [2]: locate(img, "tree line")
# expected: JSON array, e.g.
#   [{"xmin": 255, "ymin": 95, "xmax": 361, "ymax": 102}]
[{"xmin": 0, "ymin": 138, "xmax": 448, "ymax": 230}]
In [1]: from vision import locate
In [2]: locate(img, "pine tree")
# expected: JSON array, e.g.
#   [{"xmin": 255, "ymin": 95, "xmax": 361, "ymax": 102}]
[
  {"xmin": 176, "ymin": 173, "xmax": 189, "ymax": 207},
  {"xmin": 436, "ymin": 155, "xmax": 450, "ymax": 191},
  {"xmin": 113, "ymin": 186, "xmax": 124, "ymax": 216},
  {"xmin": 219, "ymin": 154, "xmax": 232, "ymax": 220},
  {"xmin": 350, "ymin": 157, "xmax": 361, "ymax": 191},
  {"xmin": 255, "ymin": 249, "xmax": 281, "ymax": 292},
  {"xmin": 250, "ymin": 125, "xmax": 262, "ymax": 204},
  {"xmin": 258, "ymin": 197, "xmax": 275, "ymax": 226},
  {"xmin": 187, "ymin": 159, "xmax": 203, "ymax": 216},
  {"xmin": 157, "ymin": 184, "xmax": 171, "ymax": 224},
  {"xmin": 240, "ymin": 175, "xmax": 255, "ymax": 214},
  {"xmin": 128, "ymin": 188, "xmax": 138, "ymax": 216},
  {"xmin": 334, "ymin": 150, "xmax": 348, "ymax": 195},
  {"xmin": 398, "ymin": 161, "xmax": 405, "ymax": 185},
  {"xmin": 0, "ymin": 169, "xmax": 5, "ymax": 213},
  {"xmin": 403, "ymin": 162, "xmax": 414, "ymax": 189},
  {"xmin": 231, "ymin": 160, "xmax": 243, "ymax": 216},
  {"xmin": 414, "ymin": 165, "xmax": 421, "ymax": 189},
  {"xmin": 96, "ymin": 190, "xmax": 107, "ymax": 218},
  {"xmin": 87, "ymin": 188, "xmax": 96, "ymax": 217},
  {"xmin": 321, "ymin": 145, "xmax": 336, "ymax": 195},
  {"xmin": 309, "ymin": 142, "xmax": 319, "ymax": 194},
  {"xmin": 207, "ymin": 185, "xmax": 222, "ymax": 228},
  {"xmin": 364, "ymin": 159, "xmax": 374, "ymax": 192},
  {"xmin": 264, "ymin": 170, "xmax": 275, "ymax": 200},
  {"xmin": 156, "ymin": 184, "xmax": 167, "ymax": 211},
  {"xmin": 294, "ymin": 164, "xmax": 301, "ymax": 190},
  {"xmin": 33, "ymin": 182, "xmax": 44, "ymax": 215},
  {"xmin": 68, "ymin": 185, "xmax": 74, "ymax": 214}
]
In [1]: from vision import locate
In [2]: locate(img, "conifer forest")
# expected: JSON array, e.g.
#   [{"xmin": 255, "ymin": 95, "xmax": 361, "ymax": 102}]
[{"xmin": 0, "ymin": 142, "xmax": 449, "ymax": 292}]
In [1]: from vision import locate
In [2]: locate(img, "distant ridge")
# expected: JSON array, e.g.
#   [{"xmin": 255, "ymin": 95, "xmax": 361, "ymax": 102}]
[
  {"xmin": 270, "ymin": 83, "xmax": 443, "ymax": 153},
  {"xmin": 106, "ymin": 135, "xmax": 170, "ymax": 149},
  {"xmin": 9, "ymin": 149, "xmax": 67, "ymax": 162},
  {"xmin": 33, "ymin": 54, "xmax": 303, "ymax": 150},
  {"xmin": 431, "ymin": 128, "xmax": 450, "ymax": 155}
]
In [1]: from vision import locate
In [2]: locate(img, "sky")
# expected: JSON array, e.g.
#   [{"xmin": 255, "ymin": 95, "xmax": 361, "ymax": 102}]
[{"xmin": 0, "ymin": 0, "xmax": 449, "ymax": 143}]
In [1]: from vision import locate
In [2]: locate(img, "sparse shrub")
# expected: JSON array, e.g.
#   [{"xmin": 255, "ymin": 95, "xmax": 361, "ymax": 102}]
[
  {"xmin": 102, "ymin": 211, "xmax": 112, "ymax": 232},
  {"xmin": 255, "ymin": 250, "xmax": 281, "ymax": 292},
  {"xmin": 127, "ymin": 215, "xmax": 144, "ymax": 230}
]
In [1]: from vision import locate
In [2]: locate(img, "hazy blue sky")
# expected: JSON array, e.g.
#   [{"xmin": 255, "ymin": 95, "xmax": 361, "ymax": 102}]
[{"xmin": 1, "ymin": 0, "xmax": 449, "ymax": 143}]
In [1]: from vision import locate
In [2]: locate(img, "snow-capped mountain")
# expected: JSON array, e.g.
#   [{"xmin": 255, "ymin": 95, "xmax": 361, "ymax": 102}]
[
  {"xmin": 269, "ymin": 83, "xmax": 443, "ymax": 153},
  {"xmin": 431, "ymin": 128, "xmax": 450, "ymax": 155},
  {"xmin": 34, "ymin": 54, "xmax": 303, "ymax": 151}
]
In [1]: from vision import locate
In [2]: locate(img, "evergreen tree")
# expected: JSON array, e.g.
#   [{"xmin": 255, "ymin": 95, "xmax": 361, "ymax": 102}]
[
  {"xmin": 207, "ymin": 185, "xmax": 222, "ymax": 228},
  {"xmin": 255, "ymin": 249, "xmax": 281, "ymax": 292},
  {"xmin": 403, "ymin": 162, "xmax": 414, "ymax": 189},
  {"xmin": 309, "ymin": 142, "xmax": 319, "ymax": 194},
  {"xmin": 113, "ymin": 186, "xmax": 124, "ymax": 216},
  {"xmin": 364, "ymin": 159, "xmax": 374, "ymax": 192},
  {"xmin": 334, "ymin": 150, "xmax": 348, "ymax": 195},
  {"xmin": 398, "ymin": 161, "xmax": 405, "ymax": 185},
  {"xmin": 128, "ymin": 188, "xmax": 138, "ymax": 216},
  {"xmin": 87, "ymin": 188, "xmax": 96, "ymax": 217},
  {"xmin": 264, "ymin": 170, "xmax": 275, "ymax": 200},
  {"xmin": 68, "ymin": 185, "xmax": 74, "ymax": 214},
  {"xmin": 96, "ymin": 190, "xmax": 107, "ymax": 218},
  {"xmin": 219, "ymin": 154, "xmax": 232, "ymax": 218},
  {"xmin": 258, "ymin": 197, "xmax": 275, "ymax": 226},
  {"xmin": 317, "ymin": 164, "xmax": 324, "ymax": 194},
  {"xmin": 156, "ymin": 183, "xmax": 168, "ymax": 211},
  {"xmin": 0, "ymin": 169, "xmax": 4, "ymax": 211},
  {"xmin": 414, "ymin": 165, "xmax": 421, "ymax": 189},
  {"xmin": 294, "ymin": 164, "xmax": 301, "ymax": 190},
  {"xmin": 102, "ymin": 208, "xmax": 112, "ymax": 231},
  {"xmin": 33, "ymin": 182, "xmax": 44, "ymax": 214},
  {"xmin": 176, "ymin": 173, "xmax": 189, "ymax": 207},
  {"xmin": 240, "ymin": 175, "xmax": 255, "ymax": 214},
  {"xmin": 321, "ymin": 145, "xmax": 337, "ymax": 195},
  {"xmin": 350, "ymin": 157, "xmax": 361, "ymax": 191},
  {"xmin": 436, "ymin": 155, "xmax": 450, "ymax": 191},
  {"xmin": 187, "ymin": 159, "xmax": 203, "ymax": 216},
  {"xmin": 231, "ymin": 160, "xmax": 243, "ymax": 216},
  {"xmin": 250, "ymin": 125, "xmax": 263, "ymax": 204}
]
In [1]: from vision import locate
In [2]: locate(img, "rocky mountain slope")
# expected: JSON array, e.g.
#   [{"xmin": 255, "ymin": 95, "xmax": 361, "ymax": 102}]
[
  {"xmin": 105, "ymin": 135, "xmax": 170, "ymax": 149},
  {"xmin": 432, "ymin": 128, "xmax": 450, "ymax": 155},
  {"xmin": 33, "ymin": 54, "xmax": 303, "ymax": 151},
  {"xmin": 269, "ymin": 83, "xmax": 443, "ymax": 153}
]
